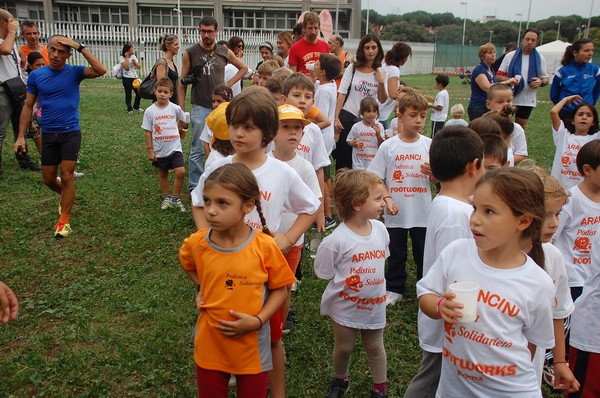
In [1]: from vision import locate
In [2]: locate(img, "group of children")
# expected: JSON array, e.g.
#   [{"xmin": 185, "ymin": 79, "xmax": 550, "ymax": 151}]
[{"xmin": 137, "ymin": 51, "xmax": 600, "ymax": 397}]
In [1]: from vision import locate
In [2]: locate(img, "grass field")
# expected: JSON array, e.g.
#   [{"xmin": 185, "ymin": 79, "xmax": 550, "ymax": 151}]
[{"xmin": 0, "ymin": 74, "xmax": 561, "ymax": 397}]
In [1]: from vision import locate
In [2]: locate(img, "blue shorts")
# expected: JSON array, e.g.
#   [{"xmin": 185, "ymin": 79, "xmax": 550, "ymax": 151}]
[{"xmin": 152, "ymin": 151, "xmax": 184, "ymax": 171}]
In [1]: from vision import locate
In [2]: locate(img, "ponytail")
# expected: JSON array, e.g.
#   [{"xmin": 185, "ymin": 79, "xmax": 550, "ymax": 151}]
[
  {"xmin": 528, "ymin": 240, "xmax": 545, "ymax": 270},
  {"xmin": 254, "ymin": 200, "xmax": 272, "ymax": 236}
]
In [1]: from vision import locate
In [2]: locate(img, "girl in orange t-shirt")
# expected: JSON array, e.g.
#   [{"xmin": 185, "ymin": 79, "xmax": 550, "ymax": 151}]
[{"xmin": 180, "ymin": 163, "xmax": 295, "ymax": 398}]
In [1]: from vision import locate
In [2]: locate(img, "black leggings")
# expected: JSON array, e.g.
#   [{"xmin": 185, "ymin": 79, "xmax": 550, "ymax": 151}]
[
  {"xmin": 122, "ymin": 77, "xmax": 141, "ymax": 111},
  {"xmin": 331, "ymin": 109, "xmax": 357, "ymax": 171}
]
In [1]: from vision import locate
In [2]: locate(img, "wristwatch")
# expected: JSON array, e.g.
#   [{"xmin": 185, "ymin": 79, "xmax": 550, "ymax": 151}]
[{"xmin": 77, "ymin": 43, "xmax": 86, "ymax": 53}]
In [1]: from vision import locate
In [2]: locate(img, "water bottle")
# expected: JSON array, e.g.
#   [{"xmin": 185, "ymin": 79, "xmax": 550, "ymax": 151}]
[{"xmin": 309, "ymin": 232, "xmax": 322, "ymax": 259}]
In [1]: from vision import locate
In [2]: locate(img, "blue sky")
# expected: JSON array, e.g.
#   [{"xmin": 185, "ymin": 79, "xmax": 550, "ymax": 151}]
[{"xmin": 363, "ymin": 0, "xmax": 598, "ymax": 22}]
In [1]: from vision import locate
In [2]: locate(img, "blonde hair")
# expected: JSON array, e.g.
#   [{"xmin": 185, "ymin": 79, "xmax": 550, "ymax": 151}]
[
  {"xmin": 519, "ymin": 161, "xmax": 569, "ymax": 204},
  {"xmin": 478, "ymin": 43, "xmax": 496, "ymax": 60},
  {"xmin": 333, "ymin": 169, "xmax": 383, "ymax": 221},
  {"xmin": 450, "ymin": 103, "xmax": 465, "ymax": 118},
  {"xmin": 270, "ymin": 67, "xmax": 293, "ymax": 86},
  {"xmin": 257, "ymin": 59, "xmax": 280, "ymax": 76}
]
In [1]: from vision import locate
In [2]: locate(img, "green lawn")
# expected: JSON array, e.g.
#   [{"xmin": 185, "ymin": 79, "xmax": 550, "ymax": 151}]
[{"xmin": 0, "ymin": 75, "xmax": 560, "ymax": 397}]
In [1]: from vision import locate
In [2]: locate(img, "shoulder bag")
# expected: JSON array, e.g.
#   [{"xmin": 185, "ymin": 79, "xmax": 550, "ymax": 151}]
[
  {"xmin": 1, "ymin": 49, "xmax": 27, "ymax": 103},
  {"xmin": 139, "ymin": 58, "xmax": 168, "ymax": 100}
]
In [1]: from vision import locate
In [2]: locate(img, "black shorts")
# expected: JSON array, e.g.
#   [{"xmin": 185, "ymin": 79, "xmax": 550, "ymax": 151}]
[
  {"xmin": 515, "ymin": 105, "xmax": 534, "ymax": 120},
  {"xmin": 324, "ymin": 160, "xmax": 331, "ymax": 181},
  {"xmin": 153, "ymin": 151, "xmax": 184, "ymax": 171},
  {"xmin": 41, "ymin": 131, "xmax": 81, "ymax": 166}
]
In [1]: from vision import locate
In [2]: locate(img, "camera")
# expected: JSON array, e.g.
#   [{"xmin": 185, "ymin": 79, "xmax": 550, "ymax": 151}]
[{"xmin": 181, "ymin": 73, "xmax": 195, "ymax": 86}]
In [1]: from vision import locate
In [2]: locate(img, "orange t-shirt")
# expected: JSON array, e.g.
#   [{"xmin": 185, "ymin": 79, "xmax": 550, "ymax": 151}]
[
  {"xmin": 334, "ymin": 51, "xmax": 348, "ymax": 89},
  {"xmin": 20, "ymin": 45, "xmax": 49, "ymax": 64},
  {"xmin": 180, "ymin": 228, "xmax": 295, "ymax": 374},
  {"xmin": 306, "ymin": 105, "xmax": 320, "ymax": 122}
]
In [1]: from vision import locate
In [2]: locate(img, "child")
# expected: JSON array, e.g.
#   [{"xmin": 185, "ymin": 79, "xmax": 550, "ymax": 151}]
[
  {"xmin": 480, "ymin": 133, "xmax": 509, "ymax": 171},
  {"xmin": 200, "ymin": 85, "xmax": 233, "ymax": 159},
  {"xmin": 368, "ymin": 92, "xmax": 432, "ymax": 305},
  {"xmin": 418, "ymin": 168, "xmax": 555, "ymax": 397},
  {"xmin": 268, "ymin": 104, "xmax": 321, "ymax": 396},
  {"xmin": 346, "ymin": 97, "xmax": 385, "ymax": 170},
  {"xmin": 486, "ymin": 84, "xmax": 528, "ymax": 164},
  {"xmin": 385, "ymin": 86, "xmax": 416, "ymax": 139},
  {"xmin": 428, "ymin": 74, "xmax": 450, "ymax": 137},
  {"xmin": 256, "ymin": 59, "xmax": 280, "ymax": 86},
  {"xmin": 142, "ymin": 77, "xmax": 187, "ymax": 212},
  {"xmin": 484, "ymin": 107, "xmax": 520, "ymax": 166},
  {"xmin": 281, "ymin": 73, "xmax": 331, "ymax": 230},
  {"xmin": 180, "ymin": 163, "xmax": 296, "ymax": 398},
  {"xmin": 553, "ymin": 140, "xmax": 600, "ymax": 303},
  {"xmin": 519, "ymin": 164, "xmax": 579, "ymax": 392},
  {"xmin": 404, "ymin": 126, "xmax": 484, "ymax": 398},
  {"xmin": 550, "ymin": 95, "xmax": 599, "ymax": 190},
  {"xmin": 444, "ymin": 104, "xmax": 469, "ymax": 127},
  {"xmin": 314, "ymin": 53, "xmax": 341, "ymax": 228},
  {"xmin": 314, "ymin": 169, "xmax": 389, "ymax": 398},
  {"xmin": 204, "ymin": 103, "xmax": 235, "ymax": 170},
  {"xmin": 265, "ymin": 78, "xmax": 284, "ymax": 106}
]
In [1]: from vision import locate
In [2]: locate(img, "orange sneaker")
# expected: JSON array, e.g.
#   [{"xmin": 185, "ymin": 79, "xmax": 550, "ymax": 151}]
[{"xmin": 54, "ymin": 221, "xmax": 72, "ymax": 238}]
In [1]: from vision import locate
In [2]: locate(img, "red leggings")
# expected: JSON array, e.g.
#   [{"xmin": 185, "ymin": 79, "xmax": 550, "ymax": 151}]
[{"xmin": 196, "ymin": 365, "xmax": 268, "ymax": 398}]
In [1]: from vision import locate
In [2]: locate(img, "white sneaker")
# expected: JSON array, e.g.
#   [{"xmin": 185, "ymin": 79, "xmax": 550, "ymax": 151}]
[
  {"xmin": 291, "ymin": 280, "xmax": 301, "ymax": 292},
  {"xmin": 74, "ymin": 171, "xmax": 84, "ymax": 178},
  {"xmin": 171, "ymin": 197, "xmax": 186, "ymax": 212},
  {"xmin": 160, "ymin": 196, "xmax": 172, "ymax": 210},
  {"xmin": 228, "ymin": 375, "xmax": 237, "ymax": 388},
  {"xmin": 386, "ymin": 291, "xmax": 402, "ymax": 306}
]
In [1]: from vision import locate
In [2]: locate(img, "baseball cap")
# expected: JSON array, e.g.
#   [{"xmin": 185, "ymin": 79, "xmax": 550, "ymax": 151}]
[
  {"xmin": 206, "ymin": 102, "xmax": 229, "ymax": 142},
  {"xmin": 278, "ymin": 104, "xmax": 310, "ymax": 127}
]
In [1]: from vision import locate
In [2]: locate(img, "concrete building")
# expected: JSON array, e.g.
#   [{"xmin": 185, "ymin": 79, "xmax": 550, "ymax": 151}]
[{"xmin": 2, "ymin": 0, "xmax": 363, "ymax": 38}]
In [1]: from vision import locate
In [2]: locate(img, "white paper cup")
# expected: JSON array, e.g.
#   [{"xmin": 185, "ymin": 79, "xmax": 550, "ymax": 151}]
[
  {"xmin": 306, "ymin": 62, "xmax": 315, "ymax": 71},
  {"xmin": 449, "ymin": 282, "xmax": 479, "ymax": 323},
  {"xmin": 184, "ymin": 111, "xmax": 191, "ymax": 124}
]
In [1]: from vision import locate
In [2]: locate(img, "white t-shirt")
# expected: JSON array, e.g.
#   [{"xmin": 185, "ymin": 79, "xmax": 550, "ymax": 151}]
[
  {"xmin": 379, "ymin": 64, "xmax": 401, "ymax": 121},
  {"xmin": 119, "ymin": 54, "xmax": 140, "ymax": 79},
  {"xmin": 0, "ymin": 41, "xmax": 20, "ymax": 82},
  {"xmin": 224, "ymin": 64, "xmax": 252, "ymax": 97},
  {"xmin": 551, "ymin": 121, "xmax": 599, "ymax": 190},
  {"xmin": 367, "ymin": 135, "xmax": 432, "ymax": 228},
  {"xmin": 141, "ymin": 102, "xmax": 185, "ymax": 158},
  {"xmin": 553, "ymin": 185, "xmax": 600, "ymax": 287},
  {"xmin": 445, "ymin": 118, "xmax": 469, "ymax": 127},
  {"xmin": 314, "ymin": 220, "xmax": 390, "ymax": 329},
  {"xmin": 297, "ymin": 122, "xmax": 331, "ymax": 169},
  {"xmin": 418, "ymin": 195, "xmax": 473, "ymax": 353},
  {"xmin": 498, "ymin": 50, "xmax": 549, "ymax": 107},
  {"xmin": 268, "ymin": 152, "xmax": 322, "ymax": 246},
  {"xmin": 204, "ymin": 150, "xmax": 226, "ymax": 170},
  {"xmin": 385, "ymin": 118, "xmax": 399, "ymax": 139},
  {"xmin": 315, "ymin": 81, "xmax": 338, "ymax": 154},
  {"xmin": 431, "ymin": 89, "xmax": 449, "ymax": 122},
  {"xmin": 570, "ymin": 233, "xmax": 600, "ymax": 353},
  {"xmin": 347, "ymin": 120, "xmax": 385, "ymax": 170},
  {"xmin": 199, "ymin": 123, "xmax": 213, "ymax": 146},
  {"xmin": 417, "ymin": 239, "xmax": 555, "ymax": 398},
  {"xmin": 532, "ymin": 242, "xmax": 575, "ymax": 387},
  {"xmin": 339, "ymin": 64, "xmax": 381, "ymax": 117},
  {"xmin": 191, "ymin": 156, "xmax": 320, "ymax": 233},
  {"xmin": 512, "ymin": 122, "xmax": 528, "ymax": 156}
]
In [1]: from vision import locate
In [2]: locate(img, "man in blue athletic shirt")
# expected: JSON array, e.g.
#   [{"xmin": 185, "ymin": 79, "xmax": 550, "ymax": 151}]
[{"xmin": 14, "ymin": 35, "xmax": 106, "ymax": 238}]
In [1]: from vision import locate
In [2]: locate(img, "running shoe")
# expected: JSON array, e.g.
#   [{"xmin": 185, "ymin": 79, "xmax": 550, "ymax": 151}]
[
  {"xmin": 161, "ymin": 196, "xmax": 172, "ymax": 210},
  {"xmin": 54, "ymin": 221, "xmax": 72, "ymax": 238}
]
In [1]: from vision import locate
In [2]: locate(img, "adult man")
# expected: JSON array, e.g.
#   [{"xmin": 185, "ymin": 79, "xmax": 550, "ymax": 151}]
[
  {"xmin": 328, "ymin": 34, "xmax": 354, "ymax": 88},
  {"xmin": 14, "ymin": 35, "xmax": 106, "ymax": 237},
  {"xmin": 288, "ymin": 12, "xmax": 329, "ymax": 75},
  {"xmin": 497, "ymin": 29, "xmax": 549, "ymax": 129},
  {"xmin": 0, "ymin": 9, "xmax": 40, "ymax": 178},
  {"xmin": 18, "ymin": 20, "xmax": 48, "ymax": 68},
  {"xmin": 178, "ymin": 16, "xmax": 247, "ymax": 192}
]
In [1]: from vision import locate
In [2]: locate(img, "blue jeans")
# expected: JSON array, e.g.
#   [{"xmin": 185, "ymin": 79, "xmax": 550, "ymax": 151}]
[{"xmin": 188, "ymin": 104, "xmax": 211, "ymax": 191}]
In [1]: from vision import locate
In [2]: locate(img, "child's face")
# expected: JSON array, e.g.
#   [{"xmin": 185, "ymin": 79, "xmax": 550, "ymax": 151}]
[
  {"xmin": 30, "ymin": 58, "xmax": 45, "ymax": 70},
  {"xmin": 573, "ymin": 105, "xmax": 595, "ymax": 134},
  {"xmin": 398, "ymin": 107, "xmax": 427, "ymax": 135},
  {"xmin": 212, "ymin": 94, "xmax": 227, "ymax": 109},
  {"xmin": 486, "ymin": 91, "xmax": 513, "ymax": 111},
  {"xmin": 354, "ymin": 183, "xmax": 386, "ymax": 220},
  {"xmin": 284, "ymin": 87, "xmax": 314, "ymax": 116},
  {"xmin": 257, "ymin": 73, "xmax": 271, "ymax": 86},
  {"xmin": 274, "ymin": 120, "xmax": 304, "ymax": 152},
  {"xmin": 229, "ymin": 118, "xmax": 265, "ymax": 154},
  {"xmin": 154, "ymin": 85, "xmax": 173, "ymax": 103},
  {"xmin": 203, "ymin": 184, "xmax": 254, "ymax": 232},
  {"xmin": 483, "ymin": 156, "xmax": 507, "ymax": 171},
  {"xmin": 362, "ymin": 107, "xmax": 378, "ymax": 125},
  {"xmin": 541, "ymin": 196, "xmax": 564, "ymax": 243},
  {"xmin": 260, "ymin": 48, "xmax": 273, "ymax": 61}
]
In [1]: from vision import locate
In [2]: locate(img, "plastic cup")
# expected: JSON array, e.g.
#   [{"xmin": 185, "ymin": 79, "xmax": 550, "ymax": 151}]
[
  {"xmin": 184, "ymin": 111, "xmax": 191, "ymax": 124},
  {"xmin": 306, "ymin": 62, "xmax": 315, "ymax": 71},
  {"xmin": 449, "ymin": 282, "xmax": 479, "ymax": 323}
]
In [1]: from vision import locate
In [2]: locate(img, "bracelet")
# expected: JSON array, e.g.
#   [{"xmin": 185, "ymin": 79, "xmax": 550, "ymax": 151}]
[
  {"xmin": 553, "ymin": 361, "xmax": 568, "ymax": 366},
  {"xmin": 436, "ymin": 297, "xmax": 445, "ymax": 316},
  {"xmin": 254, "ymin": 315, "xmax": 263, "ymax": 329},
  {"xmin": 383, "ymin": 195, "xmax": 392, "ymax": 201}
]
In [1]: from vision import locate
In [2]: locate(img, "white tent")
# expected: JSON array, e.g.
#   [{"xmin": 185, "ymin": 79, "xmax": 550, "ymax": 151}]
[{"xmin": 537, "ymin": 40, "xmax": 571, "ymax": 75}]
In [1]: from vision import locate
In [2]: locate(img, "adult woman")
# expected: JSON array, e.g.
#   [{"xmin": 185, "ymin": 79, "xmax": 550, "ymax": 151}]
[
  {"xmin": 467, "ymin": 43, "xmax": 520, "ymax": 121},
  {"xmin": 119, "ymin": 43, "xmax": 142, "ymax": 113},
  {"xmin": 333, "ymin": 34, "xmax": 387, "ymax": 171},
  {"xmin": 276, "ymin": 32, "xmax": 293, "ymax": 68},
  {"xmin": 154, "ymin": 34, "xmax": 180, "ymax": 104},
  {"xmin": 551, "ymin": 38, "xmax": 600, "ymax": 124},
  {"xmin": 379, "ymin": 42, "xmax": 412, "ymax": 128},
  {"xmin": 226, "ymin": 36, "xmax": 252, "ymax": 96}
]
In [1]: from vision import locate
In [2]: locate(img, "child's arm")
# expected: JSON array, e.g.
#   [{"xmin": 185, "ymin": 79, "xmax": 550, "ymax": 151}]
[
  {"xmin": 315, "ymin": 167, "xmax": 326, "ymax": 232},
  {"xmin": 550, "ymin": 95, "xmax": 582, "ymax": 131},
  {"xmin": 273, "ymin": 213, "xmax": 316, "ymax": 254},
  {"xmin": 419, "ymin": 292, "xmax": 464, "ymax": 324},
  {"xmin": 374, "ymin": 123, "xmax": 384, "ymax": 146},
  {"xmin": 382, "ymin": 184, "xmax": 399, "ymax": 216},
  {"xmin": 312, "ymin": 109, "xmax": 331, "ymax": 131},
  {"xmin": 192, "ymin": 207, "xmax": 209, "ymax": 231},
  {"xmin": 145, "ymin": 130, "xmax": 157, "ymax": 161},
  {"xmin": 527, "ymin": 342, "xmax": 537, "ymax": 360},
  {"xmin": 203, "ymin": 142, "xmax": 211, "ymax": 158},
  {"xmin": 551, "ymin": 318, "xmax": 580, "ymax": 392},
  {"xmin": 216, "ymin": 286, "xmax": 288, "ymax": 338}
]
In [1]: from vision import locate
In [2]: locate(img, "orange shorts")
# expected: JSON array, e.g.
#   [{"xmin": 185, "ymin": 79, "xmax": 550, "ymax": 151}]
[{"xmin": 284, "ymin": 244, "xmax": 303, "ymax": 284}]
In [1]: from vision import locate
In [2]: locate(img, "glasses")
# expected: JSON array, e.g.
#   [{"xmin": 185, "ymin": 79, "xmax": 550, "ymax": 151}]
[{"xmin": 200, "ymin": 29, "xmax": 216, "ymax": 35}]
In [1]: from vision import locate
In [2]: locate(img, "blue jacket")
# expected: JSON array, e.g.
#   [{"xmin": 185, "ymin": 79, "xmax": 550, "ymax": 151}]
[{"xmin": 550, "ymin": 61, "xmax": 600, "ymax": 112}]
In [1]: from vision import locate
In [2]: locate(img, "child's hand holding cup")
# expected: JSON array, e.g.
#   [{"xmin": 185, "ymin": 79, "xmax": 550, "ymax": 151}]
[{"xmin": 448, "ymin": 282, "xmax": 480, "ymax": 323}]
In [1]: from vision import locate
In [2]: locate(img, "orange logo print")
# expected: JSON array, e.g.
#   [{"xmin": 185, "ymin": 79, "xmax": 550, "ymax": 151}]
[
  {"xmin": 154, "ymin": 125, "xmax": 162, "ymax": 133},
  {"xmin": 561, "ymin": 156, "xmax": 570, "ymax": 168},
  {"xmin": 392, "ymin": 170, "xmax": 404, "ymax": 183},
  {"xmin": 444, "ymin": 321, "xmax": 456, "ymax": 344},
  {"xmin": 344, "ymin": 275, "xmax": 364, "ymax": 292},
  {"xmin": 573, "ymin": 237, "xmax": 592, "ymax": 254}
]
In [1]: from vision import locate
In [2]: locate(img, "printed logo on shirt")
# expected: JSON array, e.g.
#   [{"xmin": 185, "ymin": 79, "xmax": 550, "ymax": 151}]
[
  {"xmin": 297, "ymin": 143, "xmax": 311, "ymax": 153},
  {"xmin": 392, "ymin": 170, "xmax": 404, "ymax": 183},
  {"xmin": 354, "ymin": 80, "xmax": 379, "ymax": 98},
  {"xmin": 573, "ymin": 236, "xmax": 592, "ymax": 254},
  {"xmin": 344, "ymin": 275, "xmax": 364, "ymax": 292},
  {"xmin": 442, "ymin": 346, "xmax": 517, "ymax": 379}
]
